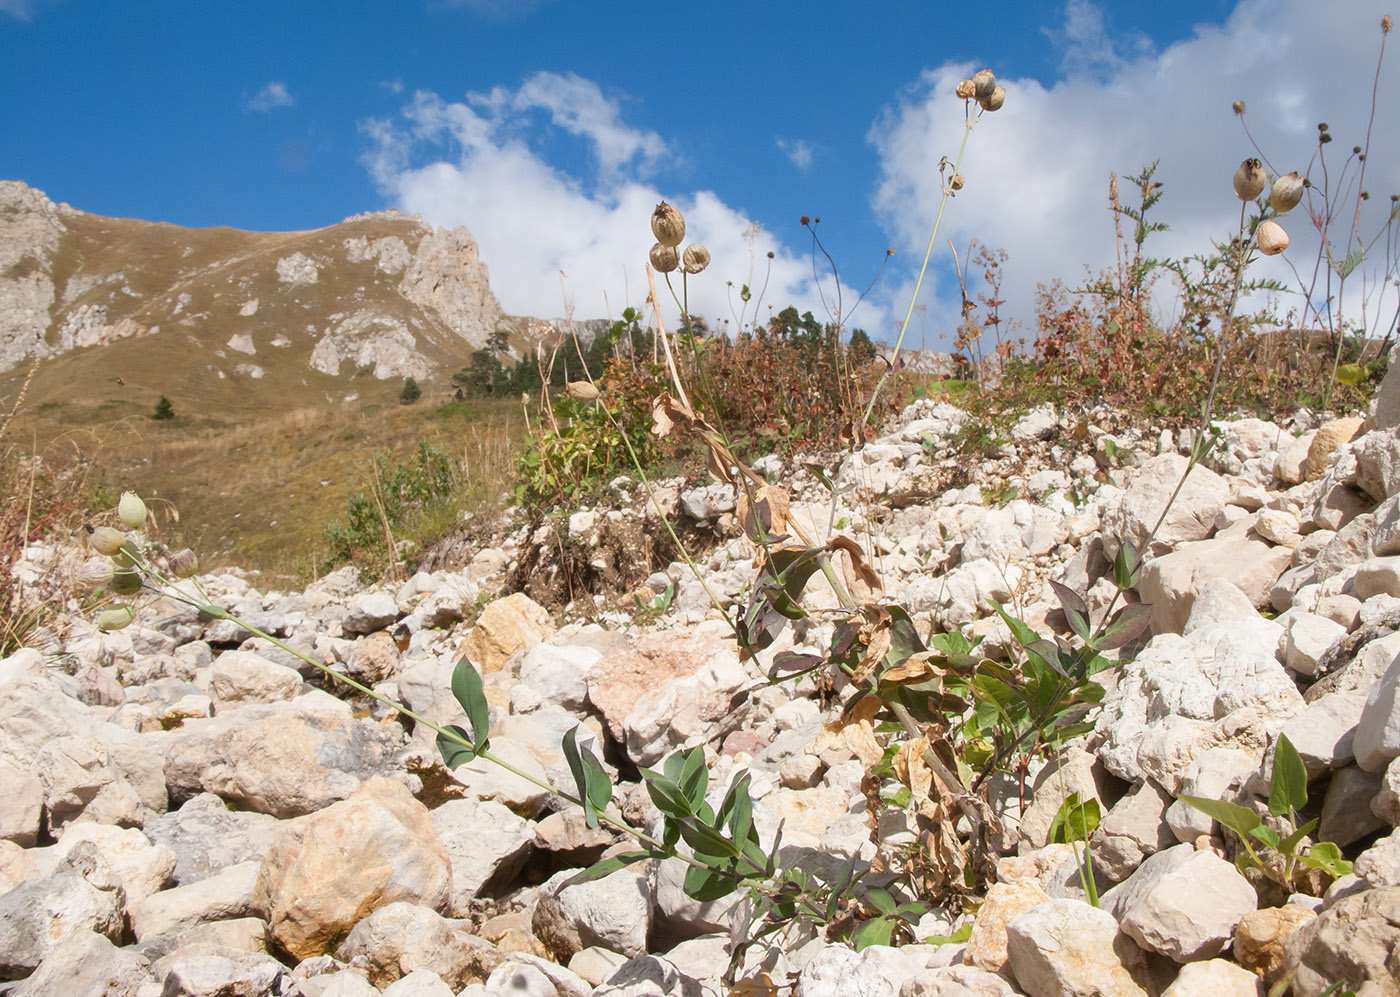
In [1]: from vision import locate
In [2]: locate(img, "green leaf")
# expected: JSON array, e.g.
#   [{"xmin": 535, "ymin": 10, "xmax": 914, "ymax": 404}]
[
  {"xmin": 1113, "ymin": 539, "xmax": 1142, "ymax": 590},
  {"xmin": 642, "ymin": 771, "xmax": 693, "ymax": 820},
  {"xmin": 1176, "ymin": 795, "xmax": 1265, "ymax": 840},
  {"xmin": 1048, "ymin": 792, "xmax": 1102, "ymax": 844},
  {"xmin": 1250, "ymin": 825, "xmax": 1281, "ymax": 849},
  {"xmin": 865, "ymin": 888, "xmax": 898, "ymax": 915},
  {"xmin": 1049, "ymin": 581, "xmax": 1092, "ymax": 644},
  {"xmin": 1096, "ymin": 603, "xmax": 1154, "ymax": 650},
  {"xmin": 562, "ymin": 850, "xmax": 657, "ymax": 888},
  {"xmin": 1300, "ymin": 841, "xmax": 1353, "ymax": 876},
  {"xmin": 852, "ymin": 916, "xmax": 896, "ymax": 950},
  {"xmin": 991, "ymin": 600, "xmax": 1040, "ymax": 647},
  {"xmin": 449, "ymin": 658, "xmax": 491, "ymax": 750},
  {"xmin": 678, "ymin": 818, "xmax": 739, "ymax": 859},
  {"xmin": 1279, "ymin": 818, "xmax": 1318, "ymax": 856},
  {"xmin": 436, "ymin": 725, "xmax": 478, "ymax": 770},
  {"xmin": 720, "ymin": 773, "xmax": 756, "ymax": 849},
  {"xmin": 1269, "ymin": 733, "xmax": 1309, "ymax": 817},
  {"xmin": 1335, "ymin": 363, "xmax": 1366, "ymax": 386},
  {"xmin": 1179, "ymin": 795, "xmax": 1262, "ymax": 837},
  {"xmin": 678, "ymin": 747, "xmax": 709, "ymax": 811},
  {"xmin": 683, "ymin": 861, "xmax": 741, "ymax": 902},
  {"xmin": 561, "ymin": 727, "xmax": 597, "ymax": 827}
]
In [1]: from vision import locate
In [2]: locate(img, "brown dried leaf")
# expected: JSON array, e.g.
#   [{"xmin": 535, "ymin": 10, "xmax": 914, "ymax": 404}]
[
  {"xmin": 882, "ymin": 652, "xmax": 947, "ymax": 685},
  {"xmin": 844, "ymin": 719, "xmax": 884, "ymax": 769},
  {"xmin": 852, "ymin": 625, "xmax": 891, "ymax": 686},
  {"xmin": 736, "ymin": 485, "xmax": 791, "ymax": 544},
  {"xmin": 826, "ymin": 535, "xmax": 884, "ymax": 605}
]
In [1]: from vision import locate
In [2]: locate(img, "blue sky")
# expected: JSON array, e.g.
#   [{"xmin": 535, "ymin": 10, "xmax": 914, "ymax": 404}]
[{"xmin": 3, "ymin": 0, "xmax": 1396, "ymax": 349}]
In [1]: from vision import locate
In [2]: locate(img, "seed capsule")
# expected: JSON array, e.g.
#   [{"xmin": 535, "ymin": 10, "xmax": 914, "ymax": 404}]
[
  {"xmin": 110, "ymin": 570, "xmax": 143, "ymax": 596},
  {"xmin": 956, "ymin": 79, "xmax": 977, "ymax": 100},
  {"xmin": 565, "ymin": 381, "xmax": 600, "ymax": 402},
  {"xmin": 682, "ymin": 244, "xmax": 711, "ymax": 274},
  {"xmin": 88, "ymin": 526, "xmax": 128, "ymax": 557},
  {"xmin": 650, "ymin": 202, "xmax": 686, "ymax": 248},
  {"xmin": 169, "ymin": 548, "xmax": 199, "ymax": 578},
  {"xmin": 649, "ymin": 242, "xmax": 679, "ymax": 273},
  {"xmin": 980, "ymin": 86, "xmax": 1006, "ymax": 111},
  {"xmin": 97, "ymin": 606, "xmax": 135, "ymax": 632},
  {"xmin": 972, "ymin": 69, "xmax": 996, "ymax": 103},
  {"xmin": 1234, "ymin": 158, "xmax": 1266, "ymax": 201},
  {"xmin": 1257, "ymin": 219, "xmax": 1290, "ymax": 255},
  {"xmin": 117, "ymin": 491, "xmax": 147, "ymax": 529},
  {"xmin": 1270, "ymin": 171, "xmax": 1305, "ymax": 213},
  {"xmin": 77, "ymin": 559, "xmax": 115, "ymax": 588},
  {"xmin": 950, "ymin": 173, "xmax": 966, "ymax": 191}
]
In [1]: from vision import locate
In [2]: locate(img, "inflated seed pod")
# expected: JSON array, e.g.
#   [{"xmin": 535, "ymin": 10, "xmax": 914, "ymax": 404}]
[
  {"xmin": 1257, "ymin": 219, "xmax": 1289, "ymax": 255},
  {"xmin": 972, "ymin": 69, "xmax": 996, "ymax": 102},
  {"xmin": 1270, "ymin": 172, "xmax": 1305, "ymax": 213},
  {"xmin": 980, "ymin": 85, "xmax": 1006, "ymax": 111},
  {"xmin": 118, "ymin": 491, "xmax": 147, "ymax": 529},
  {"xmin": 682, "ymin": 244, "xmax": 711, "ymax": 274},
  {"xmin": 110, "ymin": 570, "xmax": 143, "ymax": 596},
  {"xmin": 650, "ymin": 242, "xmax": 679, "ymax": 273},
  {"xmin": 169, "ymin": 548, "xmax": 199, "ymax": 578},
  {"xmin": 950, "ymin": 173, "xmax": 966, "ymax": 191},
  {"xmin": 97, "ymin": 606, "xmax": 134, "ymax": 632},
  {"xmin": 956, "ymin": 79, "xmax": 977, "ymax": 100},
  {"xmin": 1234, "ymin": 159, "xmax": 1266, "ymax": 201},
  {"xmin": 77, "ymin": 559, "xmax": 115, "ymax": 588},
  {"xmin": 565, "ymin": 381, "xmax": 599, "ymax": 401},
  {"xmin": 650, "ymin": 201, "xmax": 685, "ymax": 248},
  {"xmin": 88, "ymin": 526, "xmax": 127, "ymax": 557}
]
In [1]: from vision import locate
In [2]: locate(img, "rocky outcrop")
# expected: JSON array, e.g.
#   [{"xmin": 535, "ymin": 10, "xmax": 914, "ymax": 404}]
[{"xmin": 0, "ymin": 181, "xmax": 68, "ymax": 370}]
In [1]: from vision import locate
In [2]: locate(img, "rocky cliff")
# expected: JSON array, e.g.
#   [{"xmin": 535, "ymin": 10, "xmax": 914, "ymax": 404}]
[{"xmin": 0, "ymin": 180, "xmax": 522, "ymax": 398}]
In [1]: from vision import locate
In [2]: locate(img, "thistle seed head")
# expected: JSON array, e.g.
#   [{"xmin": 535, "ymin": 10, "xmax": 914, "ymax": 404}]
[
  {"xmin": 651, "ymin": 202, "xmax": 686, "ymax": 248},
  {"xmin": 682, "ymin": 244, "xmax": 711, "ymax": 274},
  {"xmin": 1234, "ymin": 158, "xmax": 1266, "ymax": 200},
  {"xmin": 1269, "ymin": 171, "xmax": 1305, "ymax": 213},
  {"xmin": 650, "ymin": 242, "xmax": 679, "ymax": 273}
]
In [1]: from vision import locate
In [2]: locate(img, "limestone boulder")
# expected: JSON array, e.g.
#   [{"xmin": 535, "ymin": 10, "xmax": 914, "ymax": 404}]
[{"xmin": 253, "ymin": 776, "xmax": 452, "ymax": 960}]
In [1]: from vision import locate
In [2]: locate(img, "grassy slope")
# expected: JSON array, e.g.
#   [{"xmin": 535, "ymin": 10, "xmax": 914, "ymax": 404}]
[{"xmin": 0, "ymin": 208, "xmax": 528, "ymax": 584}]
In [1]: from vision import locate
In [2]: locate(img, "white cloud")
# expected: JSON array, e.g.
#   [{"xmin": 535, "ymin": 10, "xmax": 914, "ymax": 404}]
[
  {"xmin": 364, "ymin": 80, "xmax": 843, "ymax": 329},
  {"xmin": 246, "ymin": 81, "xmax": 295, "ymax": 113},
  {"xmin": 777, "ymin": 137, "xmax": 816, "ymax": 171},
  {"xmin": 871, "ymin": 0, "xmax": 1400, "ymax": 351}
]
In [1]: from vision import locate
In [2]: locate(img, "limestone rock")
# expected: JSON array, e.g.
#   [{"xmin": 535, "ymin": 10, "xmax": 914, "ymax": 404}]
[
  {"xmin": 333, "ymin": 902, "xmax": 502, "ymax": 990},
  {"xmin": 129, "ymin": 860, "xmax": 260, "ymax": 942},
  {"xmin": 1096, "ymin": 620, "xmax": 1302, "ymax": 792},
  {"xmin": 11, "ymin": 929, "xmax": 156, "ymax": 997},
  {"xmin": 1281, "ymin": 886, "xmax": 1400, "ymax": 996},
  {"xmin": 429, "ymin": 798, "xmax": 534, "ymax": 914},
  {"xmin": 965, "ymin": 880, "xmax": 1052, "ymax": 973},
  {"xmin": 1100, "ymin": 453, "xmax": 1229, "ymax": 558},
  {"xmin": 150, "ymin": 942, "xmax": 285, "ymax": 996},
  {"xmin": 209, "ymin": 650, "xmax": 303, "ymax": 708},
  {"xmin": 0, "ymin": 851, "xmax": 125, "ymax": 978},
  {"xmin": 253, "ymin": 776, "xmax": 452, "ymax": 960},
  {"xmin": 1004, "ymin": 898, "xmax": 1152, "ymax": 997},
  {"xmin": 586, "ymin": 633, "xmax": 751, "ymax": 768},
  {"xmin": 398, "ymin": 225, "xmax": 505, "ymax": 348},
  {"xmin": 1107, "ymin": 844, "xmax": 1258, "ymax": 961},
  {"xmin": 533, "ymin": 864, "xmax": 651, "ymax": 961},
  {"xmin": 164, "ymin": 706, "xmax": 406, "ymax": 817},
  {"xmin": 1233, "ymin": 904, "xmax": 1316, "ymax": 986},
  {"xmin": 457, "ymin": 593, "xmax": 554, "ymax": 673},
  {"xmin": 1160, "ymin": 958, "xmax": 1264, "ymax": 996},
  {"xmin": 142, "ymin": 792, "xmax": 284, "ymax": 885}
]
